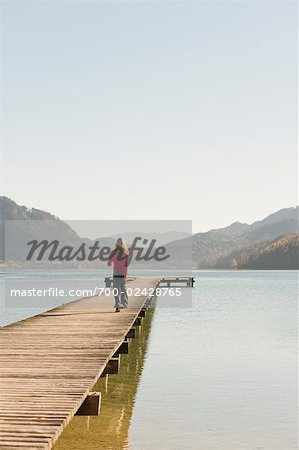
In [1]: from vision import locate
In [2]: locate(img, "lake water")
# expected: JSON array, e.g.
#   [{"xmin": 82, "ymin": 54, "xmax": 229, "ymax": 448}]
[{"xmin": 1, "ymin": 270, "xmax": 298, "ymax": 449}]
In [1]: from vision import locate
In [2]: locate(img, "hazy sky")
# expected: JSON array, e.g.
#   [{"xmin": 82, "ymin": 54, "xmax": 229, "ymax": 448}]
[{"xmin": 1, "ymin": 1, "xmax": 297, "ymax": 232}]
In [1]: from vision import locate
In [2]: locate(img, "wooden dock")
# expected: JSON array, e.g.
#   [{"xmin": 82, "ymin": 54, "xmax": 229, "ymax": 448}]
[{"xmin": 0, "ymin": 275, "xmax": 193, "ymax": 449}]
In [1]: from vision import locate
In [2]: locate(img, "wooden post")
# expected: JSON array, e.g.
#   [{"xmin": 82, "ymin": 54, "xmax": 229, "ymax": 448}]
[
  {"xmin": 139, "ymin": 309, "xmax": 146, "ymax": 317},
  {"xmin": 76, "ymin": 392, "xmax": 101, "ymax": 416},
  {"xmin": 101, "ymin": 357, "xmax": 119, "ymax": 376},
  {"xmin": 126, "ymin": 328, "xmax": 135, "ymax": 339},
  {"xmin": 113, "ymin": 340, "xmax": 129, "ymax": 357},
  {"xmin": 133, "ymin": 317, "xmax": 142, "ymax": 327}
]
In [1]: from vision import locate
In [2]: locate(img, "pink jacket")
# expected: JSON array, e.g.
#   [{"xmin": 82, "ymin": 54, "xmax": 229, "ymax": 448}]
[{"xmin": 108, "ymin": 249, "xmax": 128, "ymax": 276}]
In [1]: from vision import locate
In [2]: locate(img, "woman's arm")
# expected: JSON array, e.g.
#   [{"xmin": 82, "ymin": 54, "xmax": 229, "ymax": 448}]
[{"xmin": 107, "ymin": 249, "xmax": 115, "ymax": 267}]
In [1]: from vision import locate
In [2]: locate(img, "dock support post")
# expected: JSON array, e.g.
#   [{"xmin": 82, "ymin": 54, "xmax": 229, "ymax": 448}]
[
  {"xmin": 126, "ymin": 328, "xmax": 136, "ymax": 339},
  {"xmin": 133, "ymin": 317, "xmax": 142, "ymax": 327},
  {"xmin": 113, "ymin": 340, "xmax": 129, "ymax": 357},
  {"xmin": 139, "ymin": 309, "xmax": 146, "ymax": 317},
  {"xmin": 76, "ymin": 392, "xmax": 101, "ymax": 416},
  {"xmin": 101, "ymin": 357, "xmax": 119, "ymax": 376}
]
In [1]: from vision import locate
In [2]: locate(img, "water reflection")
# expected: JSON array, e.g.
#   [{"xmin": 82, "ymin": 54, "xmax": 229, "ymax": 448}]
[{"xmin": 53, "ymin": 306, "xmax": 155, "ymax": 450}]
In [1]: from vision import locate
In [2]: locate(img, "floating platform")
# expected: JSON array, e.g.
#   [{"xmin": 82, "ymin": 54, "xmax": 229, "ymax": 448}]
[{"xmin": 104, "ymin": 275, "xmax": 194, "ymax": 287}]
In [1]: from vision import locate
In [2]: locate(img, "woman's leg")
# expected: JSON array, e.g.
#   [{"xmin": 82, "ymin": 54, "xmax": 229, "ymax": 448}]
[
  {"xmin": 120, "ymin": 278, "xmax": 128, "ymax": 307},
  {"xmin": 113, "ymin": 278, "xmax": 122, "ymax": 309}
]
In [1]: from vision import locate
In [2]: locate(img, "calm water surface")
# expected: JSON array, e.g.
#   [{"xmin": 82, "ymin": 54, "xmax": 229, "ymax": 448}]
[{"xmin": 1, "ymin": 270, "xmax": 298, "ymax": 449}]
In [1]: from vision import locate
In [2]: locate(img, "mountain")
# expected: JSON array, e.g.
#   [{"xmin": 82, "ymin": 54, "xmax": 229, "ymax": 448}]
[
  {"xmin": 248, "ymin": 207, "xmax": 298, "ymax": 231},
  {"xmin": 214, "ymin": 233, "xmax": 299, "ymax": 270},
  {"xmin": 166, "ymin": 206, "xmax": 298, "ymax": 269},
  {"xmin": 0, "ymin": 196, "xmax": 82, "ymax": 261},
  {"xmin": 1, "ymin": 197, "xmax": 59, "ymax": 221},
  {"xmin": 0, "ymin": 197, "xmax": 185, "ymax": 269},
  {"xmin": 1, "ymin": 196, "xmax": 298, "ymax": 269},
  {"xmin": 210, "ymin": 221, "xmax": 250, "ymax": 237},
  {"xmin": 244, "ymin": 219, "xmax": 299, "ymax": 243},
  {"xmin": 196, "ymin": 207, "xmax": 298, "ymax": 269},
  {"xmin": 209, "ymin": 207, "xmax": 298, "ymax": 239},
  {"xmin": 111, "ymin": 231, "xmax": 190, "ymax": 246}
]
